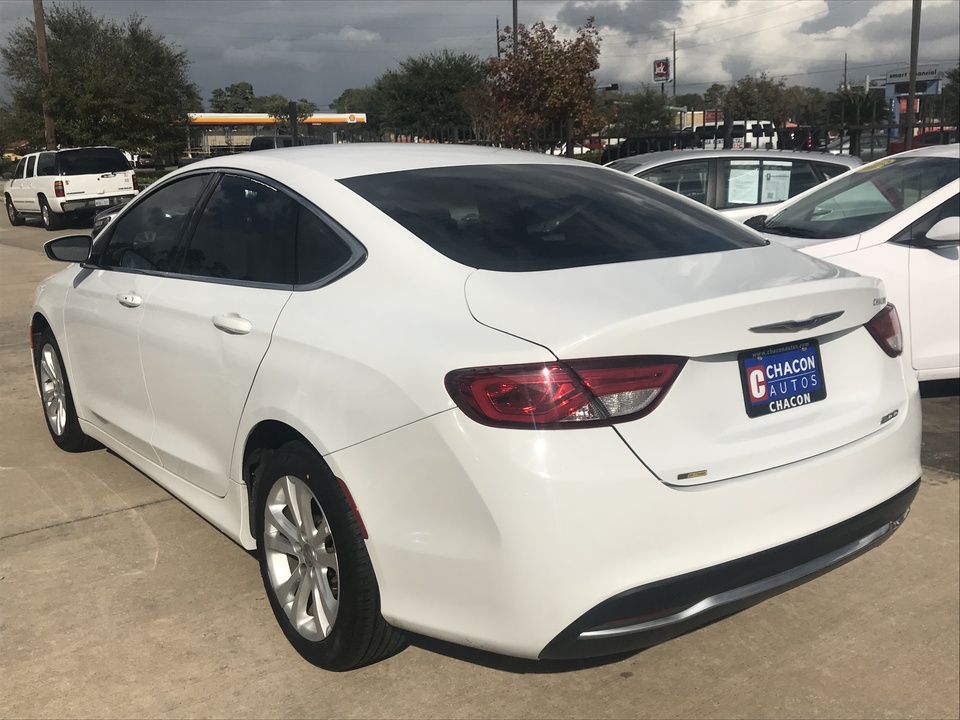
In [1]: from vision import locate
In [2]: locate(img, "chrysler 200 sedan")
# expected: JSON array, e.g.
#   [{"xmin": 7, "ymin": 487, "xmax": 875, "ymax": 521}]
[{"xmin": 32, "ymin": 145, "xmax": 921, "ymax": 671}]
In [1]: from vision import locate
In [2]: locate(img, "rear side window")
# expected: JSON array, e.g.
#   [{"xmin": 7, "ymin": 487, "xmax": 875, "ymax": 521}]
[
  {"xmin": 639, "ymin": 160, "xmax": 709, "ymax": 204},
  {"xmin": 296, "ymin": 209, "xmax": 356, "ymax": 285},
  {"xmin": 719, "ymin": 159, "xmax": 818, "ymax": 208},
  {"xmin": 57, "ymin": 148, "xmax": 130, "ymax": 175},
  {"xmin": 340, "ymin": 164, "xmax": 765, "ymax": 272},
  {"xmin": 25, "ymin": 156, "xmax": 36, "ymax": 177},
  {"xmin": 814, "ymin": 162, "xmax": 851, "ymax": 181},
  {"xmin": 182, "ymin": 174, "xmax": 297, "ymax": 285},
  {"xmin": 36, "ymin": 153, "xmax": 55, "ymax": 176}
]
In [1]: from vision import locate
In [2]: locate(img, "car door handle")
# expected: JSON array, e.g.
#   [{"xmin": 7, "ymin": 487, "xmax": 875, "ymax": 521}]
[
  {"xmin": 212, "ymin": 313, "xmax": 252, "ymax": 335},
  {"xmin": 116, "ymin": 292, "xmax": 142, "ymax": 308}
]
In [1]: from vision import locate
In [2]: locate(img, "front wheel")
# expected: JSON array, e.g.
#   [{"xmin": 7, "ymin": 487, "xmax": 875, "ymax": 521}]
[
  {"xmin": 40, "ymin": 197, "xmax": 62, "ymax": 231},
  {"xmin": 6, "ymin": 197, "xmax": 25, "ymax": 226},
  {"xmin": 34, "ymin": 330, "xmax": 94, "ymax": 452},
  {"xmin": 255, "ymin": 441, "xmax": 405, "ymax": 670}
]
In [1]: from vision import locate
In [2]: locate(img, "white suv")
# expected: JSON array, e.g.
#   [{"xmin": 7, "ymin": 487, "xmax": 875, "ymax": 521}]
[{"xmin": 4, "ymin": 146, "xmax": 139, "ymax": 230}]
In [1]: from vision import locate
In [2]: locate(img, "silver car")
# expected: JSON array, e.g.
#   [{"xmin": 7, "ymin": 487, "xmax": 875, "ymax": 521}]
[{"xmin": 607, "ymin": 149, "xmax": 862, "ymax": 222}]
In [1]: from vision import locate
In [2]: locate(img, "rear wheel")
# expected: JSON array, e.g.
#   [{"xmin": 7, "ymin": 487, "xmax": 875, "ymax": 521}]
[
  {"xmin": 35, "ymin": 329, "xmax": 94, "ymax": 452},
  {"xmin": 6, "ymin": 196, "xmax": 25, "ymax": 226},
  {"xmin": 255, "ymin": 441, "xmax": 405, "ymax": 670},
  {"xmin": 40, "ymin": 197, "xmax": 62, "ymax": 231}
]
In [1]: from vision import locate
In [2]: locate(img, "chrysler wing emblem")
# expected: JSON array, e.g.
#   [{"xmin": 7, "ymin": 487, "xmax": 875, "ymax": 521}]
[{"xmin": 749, "ymin": 311, "xmax": 844, "ymax": 334}]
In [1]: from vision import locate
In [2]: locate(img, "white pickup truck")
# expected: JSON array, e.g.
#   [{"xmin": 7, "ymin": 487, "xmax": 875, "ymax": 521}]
[{"xmin": 4, "ymin": 146, "xmax": 139, "ymax": 230}]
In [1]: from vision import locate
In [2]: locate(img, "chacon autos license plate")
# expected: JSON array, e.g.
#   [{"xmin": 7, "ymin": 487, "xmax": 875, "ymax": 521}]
[{"xmin": 739, "ymin": 340, "xmax": 827, "ymax": 418}]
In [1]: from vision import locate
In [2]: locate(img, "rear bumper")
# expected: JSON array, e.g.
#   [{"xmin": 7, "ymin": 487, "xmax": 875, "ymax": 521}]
[
  {"xmin": 60, "ymin": 194, "xmax": 136, "ymax": 215},
  {"xmin": 539, "ymin": 479, "xmax": 919, "ymax": 659}
]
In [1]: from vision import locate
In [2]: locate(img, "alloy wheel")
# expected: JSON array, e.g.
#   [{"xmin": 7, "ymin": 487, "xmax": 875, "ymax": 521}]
[
  {"xmin": 39, "ymin": 344, "xmax": 68, "ymax": 436},
  {"xmin": 263, "ymin": 474, "xmax": 340, "ymax": 641}
]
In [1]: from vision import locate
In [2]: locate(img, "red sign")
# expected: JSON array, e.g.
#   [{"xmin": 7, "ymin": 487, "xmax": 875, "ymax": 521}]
[{"xmin": 653, "ymin": 58, "xmax": 672, "ymax": 84}]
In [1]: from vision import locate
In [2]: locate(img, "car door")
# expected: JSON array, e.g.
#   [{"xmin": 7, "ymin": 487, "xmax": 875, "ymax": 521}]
[
  {"xmin": 901, "ymin": 194, "xmax": 960, "ymax": 375},
  {"xmin": 137, "ymin": 173, "xmax": 296, "ymax": 496},
  {"xmin": 6, "ymin": 156, "xmax": 27, "ymax": 210},
  {"xmin": 63, "ymin": 173, "xmax": 213, "ymax": 461}
]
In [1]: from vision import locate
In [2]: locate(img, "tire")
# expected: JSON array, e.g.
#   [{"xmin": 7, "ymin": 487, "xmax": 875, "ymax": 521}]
[
  {"xmin": 40, "ymin": 197, "xmax": 62, "ymax": 231},
  {"xmin": 5, "ymin": 196, "xmax": 25, "ymax": 226},
  {"xmin": 34, "ymin": 329, "xmax": 94, "ymax": 452},
  {"xmin": 255, "ymin": 441, "xmax": 405, "ymax": 670}
]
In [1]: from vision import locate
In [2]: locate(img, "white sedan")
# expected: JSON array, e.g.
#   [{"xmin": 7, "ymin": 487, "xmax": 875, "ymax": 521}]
[
  {"xmin": 32, "ymin": 145, "xmax": 921, "ymax": 670},
  {"xmin": 754, "ymin": 144, "xmax": 960, "ymax": 381}
]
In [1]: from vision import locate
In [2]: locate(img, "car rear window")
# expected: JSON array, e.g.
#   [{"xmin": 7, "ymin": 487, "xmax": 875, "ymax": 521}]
[
  {"xmin": 340, "ymin": 164, "xmax": 766, "ymax": 272},
  {"xmin": 57, "ymin": 148, "xmax": 130, "ymax": 176}
]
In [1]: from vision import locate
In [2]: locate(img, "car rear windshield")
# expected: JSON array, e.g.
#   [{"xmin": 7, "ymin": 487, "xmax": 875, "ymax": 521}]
[
  {"xmin": 340, "ymin": 164, "xmax": 766, "ymax": 271},
  {"xmin": 57, "ymin": 149, "xmax": 130, "ymax": 176}
]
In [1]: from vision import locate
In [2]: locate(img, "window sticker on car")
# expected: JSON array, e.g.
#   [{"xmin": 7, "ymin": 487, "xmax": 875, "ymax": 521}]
[
  {"xmin": 855, "ymin": 158, "xmax": 896, "ymax": 172},
  {"xmin": 739, "ymin": 340, "xmax": 827, "ymax": 418}
]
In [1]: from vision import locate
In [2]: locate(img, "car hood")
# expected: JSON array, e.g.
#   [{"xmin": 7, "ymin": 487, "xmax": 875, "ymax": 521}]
[{"xmin": 761, "ymin": 232, "xmax": 861, "ymax": 258}]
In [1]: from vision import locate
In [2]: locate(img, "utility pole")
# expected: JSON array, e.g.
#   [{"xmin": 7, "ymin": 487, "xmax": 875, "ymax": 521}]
[
  {"xmin": 843, "ymin": 53, "xmax": 847, "ymax": 90},
  {"xmin": 496, "ymin": 17, "xmax": 501, "ymax": 60},
  {"xmin": 512, "ymin": 0, "xmax": 518, "ymax": 53},
  {"xmin": 33, "ymin": 0, "xmax": 56, "ymax": 149},
  {"xmin": 905, "ymin": 0, "xmax": 921, "ymax": 151},
  {"xmin": 672, "ymin": 30, "xmax": 677, "ymax": 98}
]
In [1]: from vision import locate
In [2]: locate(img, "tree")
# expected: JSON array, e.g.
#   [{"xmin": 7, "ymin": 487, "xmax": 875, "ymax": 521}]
[
  {"xmin": 703, "ymin": 83, "xmax": 728, "ymax": 110},
  {"xmin": 209, "ymin": 82, "xmax": 255, "ymax": 113},
  {"xmin": 672, "ymin": 92, "xmax": 704, "ymax": 111},
  {"xmin": 373, "ymin": 50, "xmax": 485, "ymax": 139},
  {"xmin": 1, "ymin": 4, "xmax": 200, "ymax": 157},
  {"xmin": 487, "ymin": 18, "xmax": 603, "ymax": 150},
  {"xmin": 606, "ymin": 86, "xmax": 673, "ymax": 136},
  {"xmin": 724, "ymin": 73, "xmax": 788, "ymax": 124}
]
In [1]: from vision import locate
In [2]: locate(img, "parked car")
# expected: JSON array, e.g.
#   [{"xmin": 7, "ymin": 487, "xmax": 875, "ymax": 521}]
[
  {"xmin": 886, "ymin": 127, "xmax": 957, "ymax": 156},
  {"xmin": 826, "ymin": 132, "xmax": 889, "ymax": 160},
  {"xmin": 607, "ymin": 149, "xmax": 860, "ymax": 222},
  {"xmin": 750, "ymin": 144, "xmax": 959, "ymax": 381},
  {"xmin": 4, "ymin": 146, "xmax": 139, "ymax": 230},
  {"xmin": 33, "ymin": 145, "xmax": 920, "ymax": 671}
]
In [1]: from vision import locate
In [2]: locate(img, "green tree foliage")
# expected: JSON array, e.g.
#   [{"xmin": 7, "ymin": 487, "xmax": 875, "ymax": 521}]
[
  {"xmin": 0, "ymin": 4, "xmax": 200, "ymax": 157},
  {"xmin": 829, "ymin": 86, "xmax": 888, "ymax": 126},
  {"xmin": 781, "ymin": 85, "xmax": 831, "ymax": 125},
  {"xmin": 209, "ymin": 82, "xmax": 255, "ymax": 112},
  {"xmin": 374, "ymin": 50, "xmax": 485, "ymax": 138},
  {"xmin": 672, "ymin": 92, "xmax": 705, "ymax": 111},
  {"xmin": 487, "ymin": 18, "xmax": 603, "ymax": 147},
  {"xmin": 606, "ymin": 86, "xmax": 674, "ymax": 136},
  {"xmin": 703, "ymin": 83, "xmax": 728, "ymax": 109},
  {"xmin": 723, "ymin": 73, "xmax": 788, "ymax": 124}
]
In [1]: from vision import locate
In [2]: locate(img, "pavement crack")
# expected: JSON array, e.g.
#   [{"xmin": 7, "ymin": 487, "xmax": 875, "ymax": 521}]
[{"xmin": 0, "ymin": 497, "xmax": 174, "ymax": 541}]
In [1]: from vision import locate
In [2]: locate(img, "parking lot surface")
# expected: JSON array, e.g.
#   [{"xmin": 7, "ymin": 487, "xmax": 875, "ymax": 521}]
[{"xmin": 2, "ymin": 222, "xmax": 958, "ymax": 719}]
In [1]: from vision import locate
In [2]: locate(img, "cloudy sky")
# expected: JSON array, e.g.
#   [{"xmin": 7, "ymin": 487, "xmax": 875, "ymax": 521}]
[{"xmin": 1, "ymin": 0, "xmax": 958, "ymax": 108}]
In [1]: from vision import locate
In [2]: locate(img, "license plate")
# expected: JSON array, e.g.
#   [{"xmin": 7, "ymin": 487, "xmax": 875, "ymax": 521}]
[
  {"xmin": 739, "ymin": 340, "xmax": 826, "ymax": 418},
  {"xmin": 95, "ymin": 198, "xmax": 110, "ymax": 207}
]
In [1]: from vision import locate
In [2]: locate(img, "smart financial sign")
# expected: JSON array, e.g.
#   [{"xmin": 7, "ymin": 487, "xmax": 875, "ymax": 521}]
[{"xmin": 885, "ymin": 65, "xmax": 941, "ymax": 84}]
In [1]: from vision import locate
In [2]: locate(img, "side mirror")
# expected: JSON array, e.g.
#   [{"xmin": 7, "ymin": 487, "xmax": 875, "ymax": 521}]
[
  {"xmin": 44, "ymin": 234, "xmax": 92, "ymax": 263},
  {"xmin": 744, "ymin": 215, "xmax": 768, "ymax": 230},
  {"xmin": 921, "ymin": 216, "xmax": 960, "ymax": 246}
]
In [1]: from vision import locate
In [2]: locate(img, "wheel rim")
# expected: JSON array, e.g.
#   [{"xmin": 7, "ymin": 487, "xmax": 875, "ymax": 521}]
[
  {"xmin": 6, "ymin": 200, "xmax": 15, "ymax": 223},
  {"xmin": 41, "ymin": 204, "xmax": 50, "ymax": 225},
  {"xmin": 39, "ymin": 344, "xmax": 68, "ymax": 436},
  {"xmin": 263, "ymin": 475, "xmax": 340, "ymax": 641}
]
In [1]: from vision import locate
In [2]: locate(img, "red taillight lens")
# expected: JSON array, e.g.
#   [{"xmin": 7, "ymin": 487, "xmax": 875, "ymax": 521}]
[
  {"xmin": 132, "ymin": 173, "xmax": 139, "ymax": 191},
  {"xmin": 54, "ymin": 180, "xmax": 64, "ymax": 198},
  {"xmin": 865, "ymin": 303, "xmax": 903, "ymax": 357},
  {"xmin": 445, "ymin": 357, "xmax": 685, "ymax": 428}
]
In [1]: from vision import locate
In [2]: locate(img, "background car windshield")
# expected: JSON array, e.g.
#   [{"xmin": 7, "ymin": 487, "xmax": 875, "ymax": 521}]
[
  {"xmin": 58, "ymin": 149, "xmax": 130, "ymax": 175},
  {"xmin": 764, "ymin": 156, "xmax": 960, "ymax": 240},
  {"xmin": 340, "ymin": 164, "xmax": 765, "ymax": 272}
]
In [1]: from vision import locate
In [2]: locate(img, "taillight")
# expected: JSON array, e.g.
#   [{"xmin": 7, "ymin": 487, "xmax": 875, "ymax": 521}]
[
  {"xmin": 132, "ymin": 173, "xmax": 139, "ymax": 191},
  {"xmin": 54, "ymin": 181, "xmax": 64, "ymax": 198},
  {"xmin": 865, "ymin": 304, "xmax": 903, "ymax": 357},
  {"xmin": 445, "ymin": 357, "xmax": 685, "ymax": 429}
]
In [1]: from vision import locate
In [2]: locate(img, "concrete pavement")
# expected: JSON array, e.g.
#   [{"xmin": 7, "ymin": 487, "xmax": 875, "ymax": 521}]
[{"xmin": 1, "ymin": 226, "xmax": 957, "ymax": 720}]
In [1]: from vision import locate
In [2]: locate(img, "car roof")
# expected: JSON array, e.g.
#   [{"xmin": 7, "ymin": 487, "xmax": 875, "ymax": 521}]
[
  {"xmin": 898, "ymin": 143, "xmax": 960, "ymax": 158},
  {"xmin": 606, "ymin": 148, "xmax": 863, "ymax": 172},
  {"xmin": 178, "ymin": 144, "xmax": 590, "ymax": 180}
]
